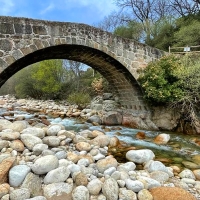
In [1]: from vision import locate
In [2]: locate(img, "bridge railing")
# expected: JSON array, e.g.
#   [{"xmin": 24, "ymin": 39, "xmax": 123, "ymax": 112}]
[{"xmin": 169, "ymin": 45, "xmax": 200, "ymax": 54}]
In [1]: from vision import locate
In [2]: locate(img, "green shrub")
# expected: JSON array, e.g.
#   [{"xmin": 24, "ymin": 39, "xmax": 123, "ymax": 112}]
[
  {"xmin": 138, "ymin": 55, "xmax": 184, "ymax": 105},
  {"xmin": 67, "ymin": 92, "xmax": 91, "ymax": 108}
]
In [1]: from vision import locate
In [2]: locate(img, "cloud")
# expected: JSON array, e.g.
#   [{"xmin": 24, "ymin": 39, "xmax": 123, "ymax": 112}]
[
  {"xmin": 40, "ymin": 2, "xmax": 55, "ymax": 15},
  {"xmin": 0, "ymin": 0, "xmax": 14, "ymax": 15}
]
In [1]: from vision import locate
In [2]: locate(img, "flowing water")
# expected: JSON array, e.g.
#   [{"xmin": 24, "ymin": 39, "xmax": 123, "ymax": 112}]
[{"xmin": 3, "ymin": 109, "xmax": 200, "ymax": 168}]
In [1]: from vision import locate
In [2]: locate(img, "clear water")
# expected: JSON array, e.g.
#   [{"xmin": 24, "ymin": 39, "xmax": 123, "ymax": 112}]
[{"xmin": 2, "ymin": 108, "xmax": 200, "ymax": 167}]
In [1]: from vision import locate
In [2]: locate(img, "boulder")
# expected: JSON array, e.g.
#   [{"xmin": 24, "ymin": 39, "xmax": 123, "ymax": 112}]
[{"xmin": 150, "ymin": 187, "xmax": 196, "ymax": 200}]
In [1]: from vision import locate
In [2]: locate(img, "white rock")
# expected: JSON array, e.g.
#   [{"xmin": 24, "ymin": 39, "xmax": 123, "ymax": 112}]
[
  {"xmin": 44, "ymin": 166, "xmax": 70, "ymax": 184},
  {"xmin": 126, "ymin": 149, "xmax": 155, "ymax": 164},
  {"xmin": 43, "ymin": 182, "xmax": 73, "ymax": 199},
  {"xmin": 102, "ymin": 178, "xmax": 119, "ymax": 200},
  {"xmin": 10, "ymin": 188, "xmax": 30, "ymax": 200},
  {"xmin": 47, "ymin": 125, "xmax": 62, "ymax": 136},
  {"xmin": 21, "ymin": 127, "xmax": 45, "ymax": 138},
  {"xmin": 137, "ymin": 176, "xmax": 161, "ymax": 189},
  {"xmin": 125, "ymin": 179, "xmax": 144, "ymax": 192},
  {"xmin": 42, "ymin": 136, "xmax": 60, "ymax": 147},
  {"xmin": 119, "ymin": 188, "xmax": 137, "ymax": 200},
  {"xmin": 117, "ymin": 162, "xmax": 136, "ymax": 172},
  {"xmin": 9, "ymin": 165, "xmax": 31, "ymax": 187},
  {"xmin": 144, "ymin": 160, "xmax": 168, "ymax": 173},
  {"xmin": 178, "ymin": 169, "xmax": 196, "ymax": 180},
  {"xmin": 72, "ymin": 185, "xmax": 89, "ymax": 200},
  {"xmin": 20, "ymin": 134, "xmax": 43, "ymax": 150},
  {"xmin": 31, "ymin": 155, "xmax": 59, "ymax": 175},
  {"xmin": 87, "ymin": 179, "xmax": 102, "ymax": 195}
]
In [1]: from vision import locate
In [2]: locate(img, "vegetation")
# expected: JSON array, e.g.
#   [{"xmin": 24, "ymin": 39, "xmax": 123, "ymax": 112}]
[
  {"xmin": 0, "ymin": 59, "xmax": 110, "ymax": 102},
  {"xmin": 138, "ymin": 54, "xmax": 200, "ymax": 130}
]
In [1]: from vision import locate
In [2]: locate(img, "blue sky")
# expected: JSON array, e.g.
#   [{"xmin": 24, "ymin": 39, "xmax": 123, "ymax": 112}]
[{"xmin": 0, "ymin": 0, "xmax": 117, "ymax": 25}]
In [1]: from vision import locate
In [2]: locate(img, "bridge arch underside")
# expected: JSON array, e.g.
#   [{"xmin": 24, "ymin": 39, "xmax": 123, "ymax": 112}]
[{"xmin": 0, "ymin": 44, "xmax": 147, "ymax": 110}]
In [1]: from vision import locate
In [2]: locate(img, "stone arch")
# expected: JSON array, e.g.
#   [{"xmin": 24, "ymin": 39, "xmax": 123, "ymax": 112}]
[
  {"xmin": 0, "ymin": 44, "xmax": 146, "ymax": 110},
  {"xmin": 0, "ymin": 16, "xmax": 165, "ymax": 111}
]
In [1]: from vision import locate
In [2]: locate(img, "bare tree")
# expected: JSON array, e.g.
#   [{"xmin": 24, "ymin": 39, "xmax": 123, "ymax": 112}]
[{"xmin": 170, "ymin": 0, "xmax": 200, "ymax": 16}]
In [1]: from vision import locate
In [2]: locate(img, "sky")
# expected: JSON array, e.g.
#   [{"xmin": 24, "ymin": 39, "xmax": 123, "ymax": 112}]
[{"xmin": 0, "ymin": 0, "xmax": 117, "ymax": 25}]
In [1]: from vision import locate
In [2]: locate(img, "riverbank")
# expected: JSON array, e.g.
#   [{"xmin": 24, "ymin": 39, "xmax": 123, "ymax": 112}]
[{"xmin": 0, "ymin": 95, "xmax": 200, "ymax": 199}]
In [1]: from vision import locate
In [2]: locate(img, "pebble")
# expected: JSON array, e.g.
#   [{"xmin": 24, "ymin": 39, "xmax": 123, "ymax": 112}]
[{"xmin": 0, "ymin": 96, "xmax": 199, "ymax": 200}]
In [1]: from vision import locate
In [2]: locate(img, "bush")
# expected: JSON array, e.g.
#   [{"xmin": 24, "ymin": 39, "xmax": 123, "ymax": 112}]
[
  {"xmin": 138, "ymin": 55, "xmax": 184, "ymax": 105},
  {"xmin": 67, "ymin": 92, "xmax": 91, "ymax": 108}
]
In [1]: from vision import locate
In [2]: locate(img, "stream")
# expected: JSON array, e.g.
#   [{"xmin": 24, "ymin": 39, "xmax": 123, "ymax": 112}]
[{"xmin": 3, "ymin": 108, "xmax": 200, "ymax": 169}]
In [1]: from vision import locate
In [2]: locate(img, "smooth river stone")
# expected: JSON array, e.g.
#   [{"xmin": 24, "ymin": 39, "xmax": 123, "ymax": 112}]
[
  {"xmin": 9, "ymin": 165, "xmax": 31, "ymax": 187},
  {"xmin": 31, "ymin": 155, "xmax": 59, "ymax": 175},
  {"xmin": 126, "ymin": 149, "xmax": 155, "ymax": 164},
  {"xmin": 43, "ymin": 166, "xmax": 70, "ymax": 184},
  {"xmin": 20, "ymin": 134, "xmax": 43, "ymax": 150},
  {"xmin": 102, "ymin": 178, "xmax": 119, "ymax": 200}
]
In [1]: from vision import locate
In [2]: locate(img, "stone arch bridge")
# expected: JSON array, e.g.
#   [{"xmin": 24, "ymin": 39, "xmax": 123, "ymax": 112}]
[{"xmin": 0, "ymin": 16, "xmax": 165, "ymax": 112}]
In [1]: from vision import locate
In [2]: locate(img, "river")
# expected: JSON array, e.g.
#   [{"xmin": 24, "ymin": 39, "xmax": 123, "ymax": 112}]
[{"xmin": 8, "ymin": 108, "xmax": 200, "ymax": 170}]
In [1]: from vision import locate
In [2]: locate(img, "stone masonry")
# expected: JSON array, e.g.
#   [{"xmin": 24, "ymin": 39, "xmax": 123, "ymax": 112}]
[{"xmin": 0, "ymin": 16, "xmax": 165, "ymax": 111}]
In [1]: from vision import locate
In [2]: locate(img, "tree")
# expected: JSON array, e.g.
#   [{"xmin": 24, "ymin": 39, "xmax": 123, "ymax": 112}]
[
  {"xmin": 31, "ymin": 59, "xmax": 65, "ymax": 99},
  {"xmin": 114, "ymin": 21, "xmax": 144, "ymax": 40},
  {"xmin": 170, "ymin": 0, "xmax": 200, "ymax": 17}
]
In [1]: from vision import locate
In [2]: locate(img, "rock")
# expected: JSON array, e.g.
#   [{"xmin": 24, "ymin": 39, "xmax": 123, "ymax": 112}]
[
  {"xmin": 1, "ymin": 131, "xmax": 20, "ymax": 140},
  {"xmin": 87, "ymin": 178, "xmax": 102, "ymax": 195},
  {"xmin": 33, "ymin": 144, "xmax": 48, "ymax": 155},
  {"xmin": 87, "ymin": 115, "xmax": 102, "ymax": 124},
  {"xmin": 150, "ymin": 186, "xmax": 196, "ymax": 200},
  {"xmin": 21, "ymin": 172, "xmax": 43, "ymax": 197},
  {"xmin": 96, "ymin": 156, "xmax": 118, "ymax": 173},
  {"xmin": 75, "ymin": 142, "xmax": 91, "ymax": 152},
  {"xmin": 125, "ymin": 179, "xmax": 144, "ymax": 192},
  {"xmin": 136, "ymin": 132, "xmax": 146, "ymax": 139},
  {"xmin": 119, "ymin": 188, "xmax": 137, "ymax": 200},
  {"xmin": 102, "ymin": 100, "xmax": 117, "ymax": 111},
  {"xmin": 10, "ymin": 139, "xmax": 25, "ymax": 152},
  {"xmin": 138, "ymin": 189, "xmax": 153, "ymax": 200},
  {"xmin": 21, "ymin": 127, "xmax": 45, "ymax": 138},
  {"xmin": 9, "ymin": 165, "xmax": 31, "ymax": 187},
  {"xmin": 150, "ymin": 171, "xmax": 169, "ymax": 183},
  {"xmin": 138, "ymin": 176, "xmax": 161, "ymax": 189},
  {"xmin": 10, "ymin": 188, "xmax": 30, "ymax": 200},
  {"xmin": 117, "ymin": 162, "xmax": 136, "ymax": 172},
  {"xmin": 193, "ymin": 169, "xmax": 200, "ymax": 180},
  {"xmin": 55, "ymin": 150, "xmax": 67, "ymax": 160},
  {"xmin": 126, "ymin": 149, "xmax": 155, "ymax": 164},
  {"xmin": 182, "ymin": 161, "xmax": 200, "ymax": 169},
  {"xmin": 192, "ymin": 154, "xmax": 200, "ymax": 164},
  {"xmin": 47, "ymin": 125, "xmax": 62, "ymax": 136},
  {"xmin": 122, "ymin": 115, "xmax": 148, "ymax": 129},
  {"xmin": 154, "ymin": 133, "xmax": 170, "ymax": 144},
  {"xmin": 91, "ymin": 135, "xmax": 111, "ymax": 147},
  {"xmin": 102, "ymin": 178, "xmax": 119, "ymax": 200},
  {"xmin": 74, "ymin": 172, "xmax": 88, "ymax": 186},
  {"xmin": 10, "ymin": 121, "xmax": 27, "ymax": 132},
  {"xmin": 0, "ymin": 140, "xmax": 9, "ymax": 150},
  {"xmin": 0, "ymin": 157, "xmax": 15, "ymax": 184},
  {"xmin": 102, "ymin": 111, "xmax": 122, "ymax": 125},
  {"xmin": 144, "ymin": 160, "xmax": 168, "ymax": 173},
  {"xmin": 42, "ymin": 136, "xmax": 60, "ymax": 147},
  {"xmin": 0, "ymin": 119, "xmax": 12, "ymax": 130},
  {"xmin": 109, "ymin": 136, "xmax": 120, "ymax": 147},
  {"xmin": 178, "ymin": 169, "xmax": 196, "ymax": 180},
  {"xmin": 44, "ymin": 166, "xmax": 70, "ymax": 184},
  {"xmin": 31, "ymin": 155, "xmax": 59, "ymax": 175},
  {"xmin": 25, "ymin": 197, "xmax": 47, "ymax": 200},
  {"xmin": 0, "ymin": 183, "xmax": 10, "ymax": 198},
  {"xmin": 72, "ymin": 185, "xmax": 89, "ymax": 200},
  {"xmin": 43, "ymin": 182, "xmax": 73, "ymax": 199},
  {"xmin": 88, "ymin": 130, "xmax": 104, "ymax": 139},
  {"xmin": 20, "ymin": 134, "xmax": 43, "ymax": 150}
]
